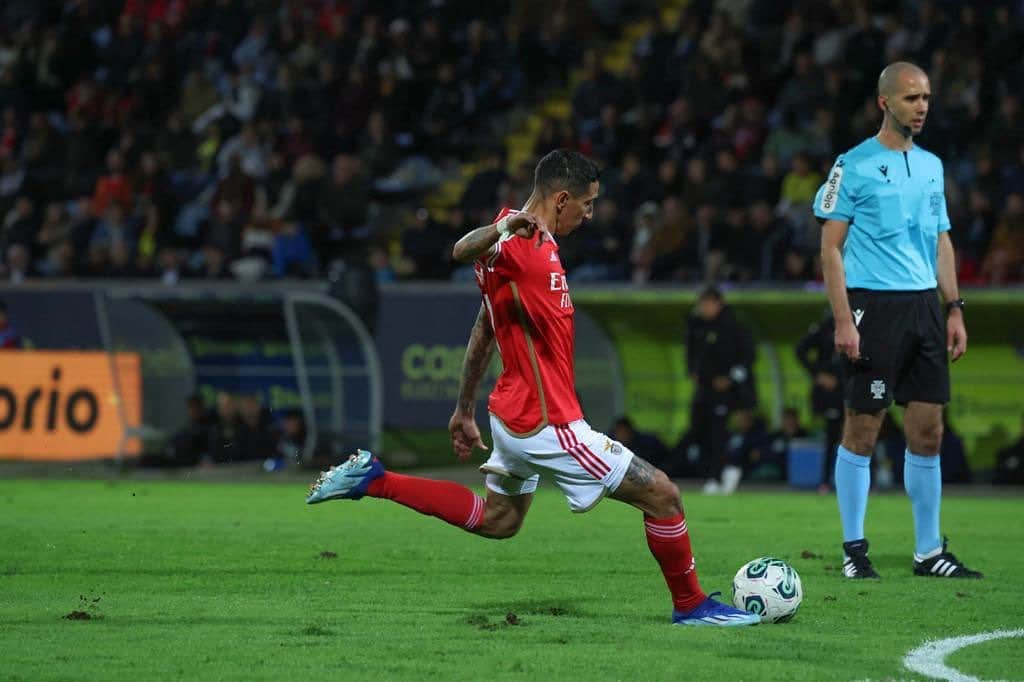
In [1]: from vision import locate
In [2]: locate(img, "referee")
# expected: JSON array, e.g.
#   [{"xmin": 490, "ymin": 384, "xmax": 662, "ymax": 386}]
[{"xmin": 814, "ymin": 62, "xmax": 981, "ymax": 580}]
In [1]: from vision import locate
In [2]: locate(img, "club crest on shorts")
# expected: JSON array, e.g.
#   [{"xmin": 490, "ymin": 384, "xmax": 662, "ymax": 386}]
[{"xmin": 870, "ymin": 379, "xmax": 886, "ymax": 400}]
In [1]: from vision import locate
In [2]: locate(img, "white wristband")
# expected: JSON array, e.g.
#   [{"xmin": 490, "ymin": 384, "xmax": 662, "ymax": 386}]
[{"xmin": 495, "ymin": 214, "xmax": 513, "ymax": 236}]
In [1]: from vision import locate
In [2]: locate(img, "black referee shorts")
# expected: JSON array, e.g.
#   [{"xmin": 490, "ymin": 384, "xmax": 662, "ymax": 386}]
[{"xmin": 842, "ymin": 288, "xmax": 950, "ymax": 412}]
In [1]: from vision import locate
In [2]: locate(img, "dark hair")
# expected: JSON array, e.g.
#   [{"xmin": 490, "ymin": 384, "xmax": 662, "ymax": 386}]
[
  {"xmin": 613, "ymin": 415, "xmax": 634, "ymax": 431},
  {"xmin": 534, "ymin": 149, "xmax": 599, "ymax": 198},
  {"xmin": 698, "ymin": 284, "xmax": 723, "ymax": 302}
]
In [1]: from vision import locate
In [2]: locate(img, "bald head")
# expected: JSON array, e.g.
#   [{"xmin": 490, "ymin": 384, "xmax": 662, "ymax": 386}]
[
  {"xmin": 876, "ymin": 61, "xmax": 931, "ymax": 142},
  {"xmin": 878, "ymin": 62, "xmax": 927, "ymax": 97}
]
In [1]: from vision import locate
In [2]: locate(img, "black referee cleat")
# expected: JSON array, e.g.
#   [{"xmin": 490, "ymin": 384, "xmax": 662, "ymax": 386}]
[
  {"xmin": 842, "ymin": 539, "xmax": 881, "ymax": 579},
  {"xmin": 913, "ymin": 537, "xmax": 983, "ymax": 579}
]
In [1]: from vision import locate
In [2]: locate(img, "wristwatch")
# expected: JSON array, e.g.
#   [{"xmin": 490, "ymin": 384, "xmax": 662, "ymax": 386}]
[{"xmin": 945, "ymin": 298, "xmax": 965, "ymax": 314}]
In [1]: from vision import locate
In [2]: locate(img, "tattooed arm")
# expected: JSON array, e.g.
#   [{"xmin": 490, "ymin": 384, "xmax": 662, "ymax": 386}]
[
  {"xmin": 452, "ymin": 211, "xmax": 549, "ymax": 263},
  {"xmin": 448, "ymin": 304, "xmax": 496, "ymax": 460}
]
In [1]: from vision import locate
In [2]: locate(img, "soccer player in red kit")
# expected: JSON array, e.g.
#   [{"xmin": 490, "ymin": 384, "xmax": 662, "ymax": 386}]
[{"xmin": 307, "ymin": 150, "xmax": 758, "ymax": 626}]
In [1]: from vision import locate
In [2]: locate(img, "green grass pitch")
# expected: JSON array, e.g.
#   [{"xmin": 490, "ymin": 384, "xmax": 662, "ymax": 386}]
[{"xmin": 1, "ymin": 478, "xmax": 1021, "ymax": 680}]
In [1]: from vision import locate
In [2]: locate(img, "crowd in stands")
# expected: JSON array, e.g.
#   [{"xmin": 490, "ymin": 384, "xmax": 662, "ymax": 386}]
[
  {"xmin": 547, "ymin": 0, "xmax": 1024, "ymax": 285},
  {"xmin": 0, "ymin": 1, "xmax": 1022, "ymax": 285}
]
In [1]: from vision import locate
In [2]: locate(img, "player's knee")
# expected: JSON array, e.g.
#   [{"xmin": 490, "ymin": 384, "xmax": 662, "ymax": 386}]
[
  {"xmin": 841, "ymin": 428, "xmax": 879, "ymax": 455},
  {"xmin": 649, "ymin": 471, "xmax": 681, "ymax": 517},
  {"xmin": 841, "ymin": 437, "xmax": 876, "ymax": 456},
  {"xmin": 477, "ymin": 514, "xmax": 523, "ymax": 540},
  {"xmin": 908, "ymin": 423, "xmax": 942, "ymax": 455}
]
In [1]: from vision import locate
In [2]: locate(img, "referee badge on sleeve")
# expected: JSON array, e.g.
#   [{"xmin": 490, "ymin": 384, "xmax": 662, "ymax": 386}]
[{"xmin": 819, "ymin": 159, "xmax": 845, "ymax": 213}]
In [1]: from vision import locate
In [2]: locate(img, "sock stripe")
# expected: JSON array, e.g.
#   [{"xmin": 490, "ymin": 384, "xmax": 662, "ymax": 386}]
[
  {"xmin": 643, "ymin": 513, "xmax": 704, "ymax": 612},
  {"xmin": 645, "ymin": 518, "xmax": 686, "ymax": 530},
  {"xmin": 644, "ymin": 517, "xmax": 688, "ymax": 539},
  {"xmin": 646, "ymin": 526, "xmax": 687, "ymax": 539},
  {"xmin": 645, "ymin": 521, "xmax": 687, "ymax": 536},
  {"xmin": 464, "ymin": 495, "xmax": 484, "ymax": 529}
]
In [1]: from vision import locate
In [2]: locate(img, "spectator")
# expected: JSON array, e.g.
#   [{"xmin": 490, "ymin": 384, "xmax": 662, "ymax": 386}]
[
  {"xmin": 317, "ymin": 153, "xmax": 371, "ymax": 260},
  {"xmin": 459, "ymin": 147, "xmax": 507, "ymax": 220},
  {"xmin": 980, "ymin": 193, "xmax": 1024, "ymax": 284},
  {"xmin": 766, "ymin": 407, "xmax": 810, "ymax": 472},
  {"xmin": 91, "ymin": 150, "xmax": 133, "ymax": 217},
  {"xmin": 795, "ymin": 310, "xmax": 845, "ymax": 489},
  {"xmin": 685, "ymin": 285, "xmax": 757, "ymax": 494},
  {"xmin": 994, "ymin": 414, "xmax": 1024, "ymax": 486},
  {"xmin": 763, "ymin": 110, "xmax": 812, "ymax": 169},
  {"xmin": 611, "ymin": 416, "xmax": 669, "ymax": 471},
  {"xmin": 570, "ymin": 197, "xmax": 628, "ymax": 282},
  {"xmin": 207, "ymin": 391, "xmax": 243, "ymax": 463},
  {"xmin": 216, "ymin": 123, "xmax": 268, "ymax": 180},
  {"xmin": 237, "ymin": 393, "xmax": 276, "ymax": 462},
  {"xmin": 717, "ymin": 410, "xmax": 775, "ymax": 495},
  {"xmin": 940, "ymin": 409, "xmax": 971, "ymax": 484},
  {"xmin": 2, "ymin": 196, "xmax": 36, "ymax": 254},
  {"xmin": 274, "ymin": 409, "xmax": 307, "ymax": 464},
  {"xmin": 143, "ymin": 394, "xmax": 213, "ymax": 467}
]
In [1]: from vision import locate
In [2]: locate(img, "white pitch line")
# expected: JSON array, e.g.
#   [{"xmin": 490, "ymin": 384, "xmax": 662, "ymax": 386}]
[{"xmin": 903, "ymin": 628, "xmax": 1024, "ymax": 681}]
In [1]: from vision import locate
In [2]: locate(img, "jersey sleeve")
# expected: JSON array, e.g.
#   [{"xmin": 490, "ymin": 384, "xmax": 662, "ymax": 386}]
[
  {"xmin": 485, "ymin": 232, "xmax": 528, "ymax": 278},
  {"xmin": 475, "ymin": 207, "xmax": 527, "ymax": 279},
  {"xmin": 936, "ymin": 162, "xmax": 951, "ymax": 233},
  {"xmin": 814, "ymin": 157, "xmax": 857, "ymax": 223}
]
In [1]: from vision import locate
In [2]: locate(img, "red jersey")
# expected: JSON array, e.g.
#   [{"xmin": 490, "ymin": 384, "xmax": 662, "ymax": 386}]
[{"xmin": 474, "ymin": 208, "xmax": 582, "ymax": 436}]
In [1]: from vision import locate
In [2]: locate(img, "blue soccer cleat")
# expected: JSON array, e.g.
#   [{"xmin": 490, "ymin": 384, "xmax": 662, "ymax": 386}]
[
  {"xmin": 306, "ymin": 449, "xmax": 385, "ymax": 504},
  {"xmin": 672, "ymin": 592, "xmax": 761, "ymax": 627}
]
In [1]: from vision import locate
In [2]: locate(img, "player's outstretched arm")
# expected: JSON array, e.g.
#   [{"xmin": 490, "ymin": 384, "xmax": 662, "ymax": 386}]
[
  {"xmin": 452, "ymin": 212, "xmax": 549, "ymax": 263},
  {"xmin": 821, "ymin": 219, "xmax": 860, "ymax": 360},
  {"xmin": 449, "ymin": 304, "xmax": 495, "ymax": 460}
]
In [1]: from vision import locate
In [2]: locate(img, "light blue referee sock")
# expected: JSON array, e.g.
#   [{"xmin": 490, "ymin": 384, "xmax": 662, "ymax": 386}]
[
  {"xmin": 835, "ymin": 445, "xmax": 871, "ymax": 542},
  {"xmin": 904, "ymin": 450, "xmax": 942, "ymax": 557}
]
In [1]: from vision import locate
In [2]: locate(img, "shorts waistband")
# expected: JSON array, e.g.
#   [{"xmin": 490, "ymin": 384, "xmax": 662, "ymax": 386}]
[{"xmin": 847, "ymin": 288, "xmax": 936, "ymax": 296}]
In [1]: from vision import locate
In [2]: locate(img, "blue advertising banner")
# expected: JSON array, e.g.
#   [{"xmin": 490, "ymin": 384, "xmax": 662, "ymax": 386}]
[
  {"xmin": 376, "ymin": 286, "xmax": 624, "ymax": 430},
  {"xmin": 147, "ymin": 301, "xmax": 304, "ymax": 415},
  {"xmin": 376, "ymin": 287, "xmax": 493, "ymax": 429}
]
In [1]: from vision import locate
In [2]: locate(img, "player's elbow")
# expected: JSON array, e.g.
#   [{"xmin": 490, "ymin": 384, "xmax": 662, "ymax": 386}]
[{"xmin": 452, "ymin": 239, "xmax": 478, "ymax": 264}]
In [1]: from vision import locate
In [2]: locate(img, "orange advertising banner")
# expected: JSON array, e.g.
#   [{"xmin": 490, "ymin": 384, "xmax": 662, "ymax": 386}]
[{"xmin": 0, "ymin": 351, "xmax": 142, "ymax": 460}]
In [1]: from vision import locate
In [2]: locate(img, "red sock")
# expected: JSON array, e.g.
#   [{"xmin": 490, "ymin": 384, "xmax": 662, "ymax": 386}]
[
  {"xmin": 366, "ymin": 472, "xmax": 485, "ymax": 532},
  {"xmin": 644, "ymin": 513, "xmax": 706, "ymax": 612}
]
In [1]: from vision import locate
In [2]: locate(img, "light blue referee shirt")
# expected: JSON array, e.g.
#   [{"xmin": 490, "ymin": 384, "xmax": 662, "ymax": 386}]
[{"xmin": 813, "ymin": 137, "xmax": 950, "ymax": 291}]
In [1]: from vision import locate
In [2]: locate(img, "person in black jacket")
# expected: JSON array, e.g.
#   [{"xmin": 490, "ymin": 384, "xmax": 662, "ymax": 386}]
[
  {"xmin": 994, "ymin": 414, "xmax": 1024, "ymax": 486},
  {"xmin": 685, "ymin": 285, "xmax": 757, "ymax": 493},
  {"xmin": 795, "ymin": 310, "xmax": 845, "ymax": 489}
]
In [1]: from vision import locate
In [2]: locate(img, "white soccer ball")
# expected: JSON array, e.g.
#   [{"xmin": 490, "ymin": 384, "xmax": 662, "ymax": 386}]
[{"xmin": 732, "ymin": 556, "xmax": 803, "ymax": 623}]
